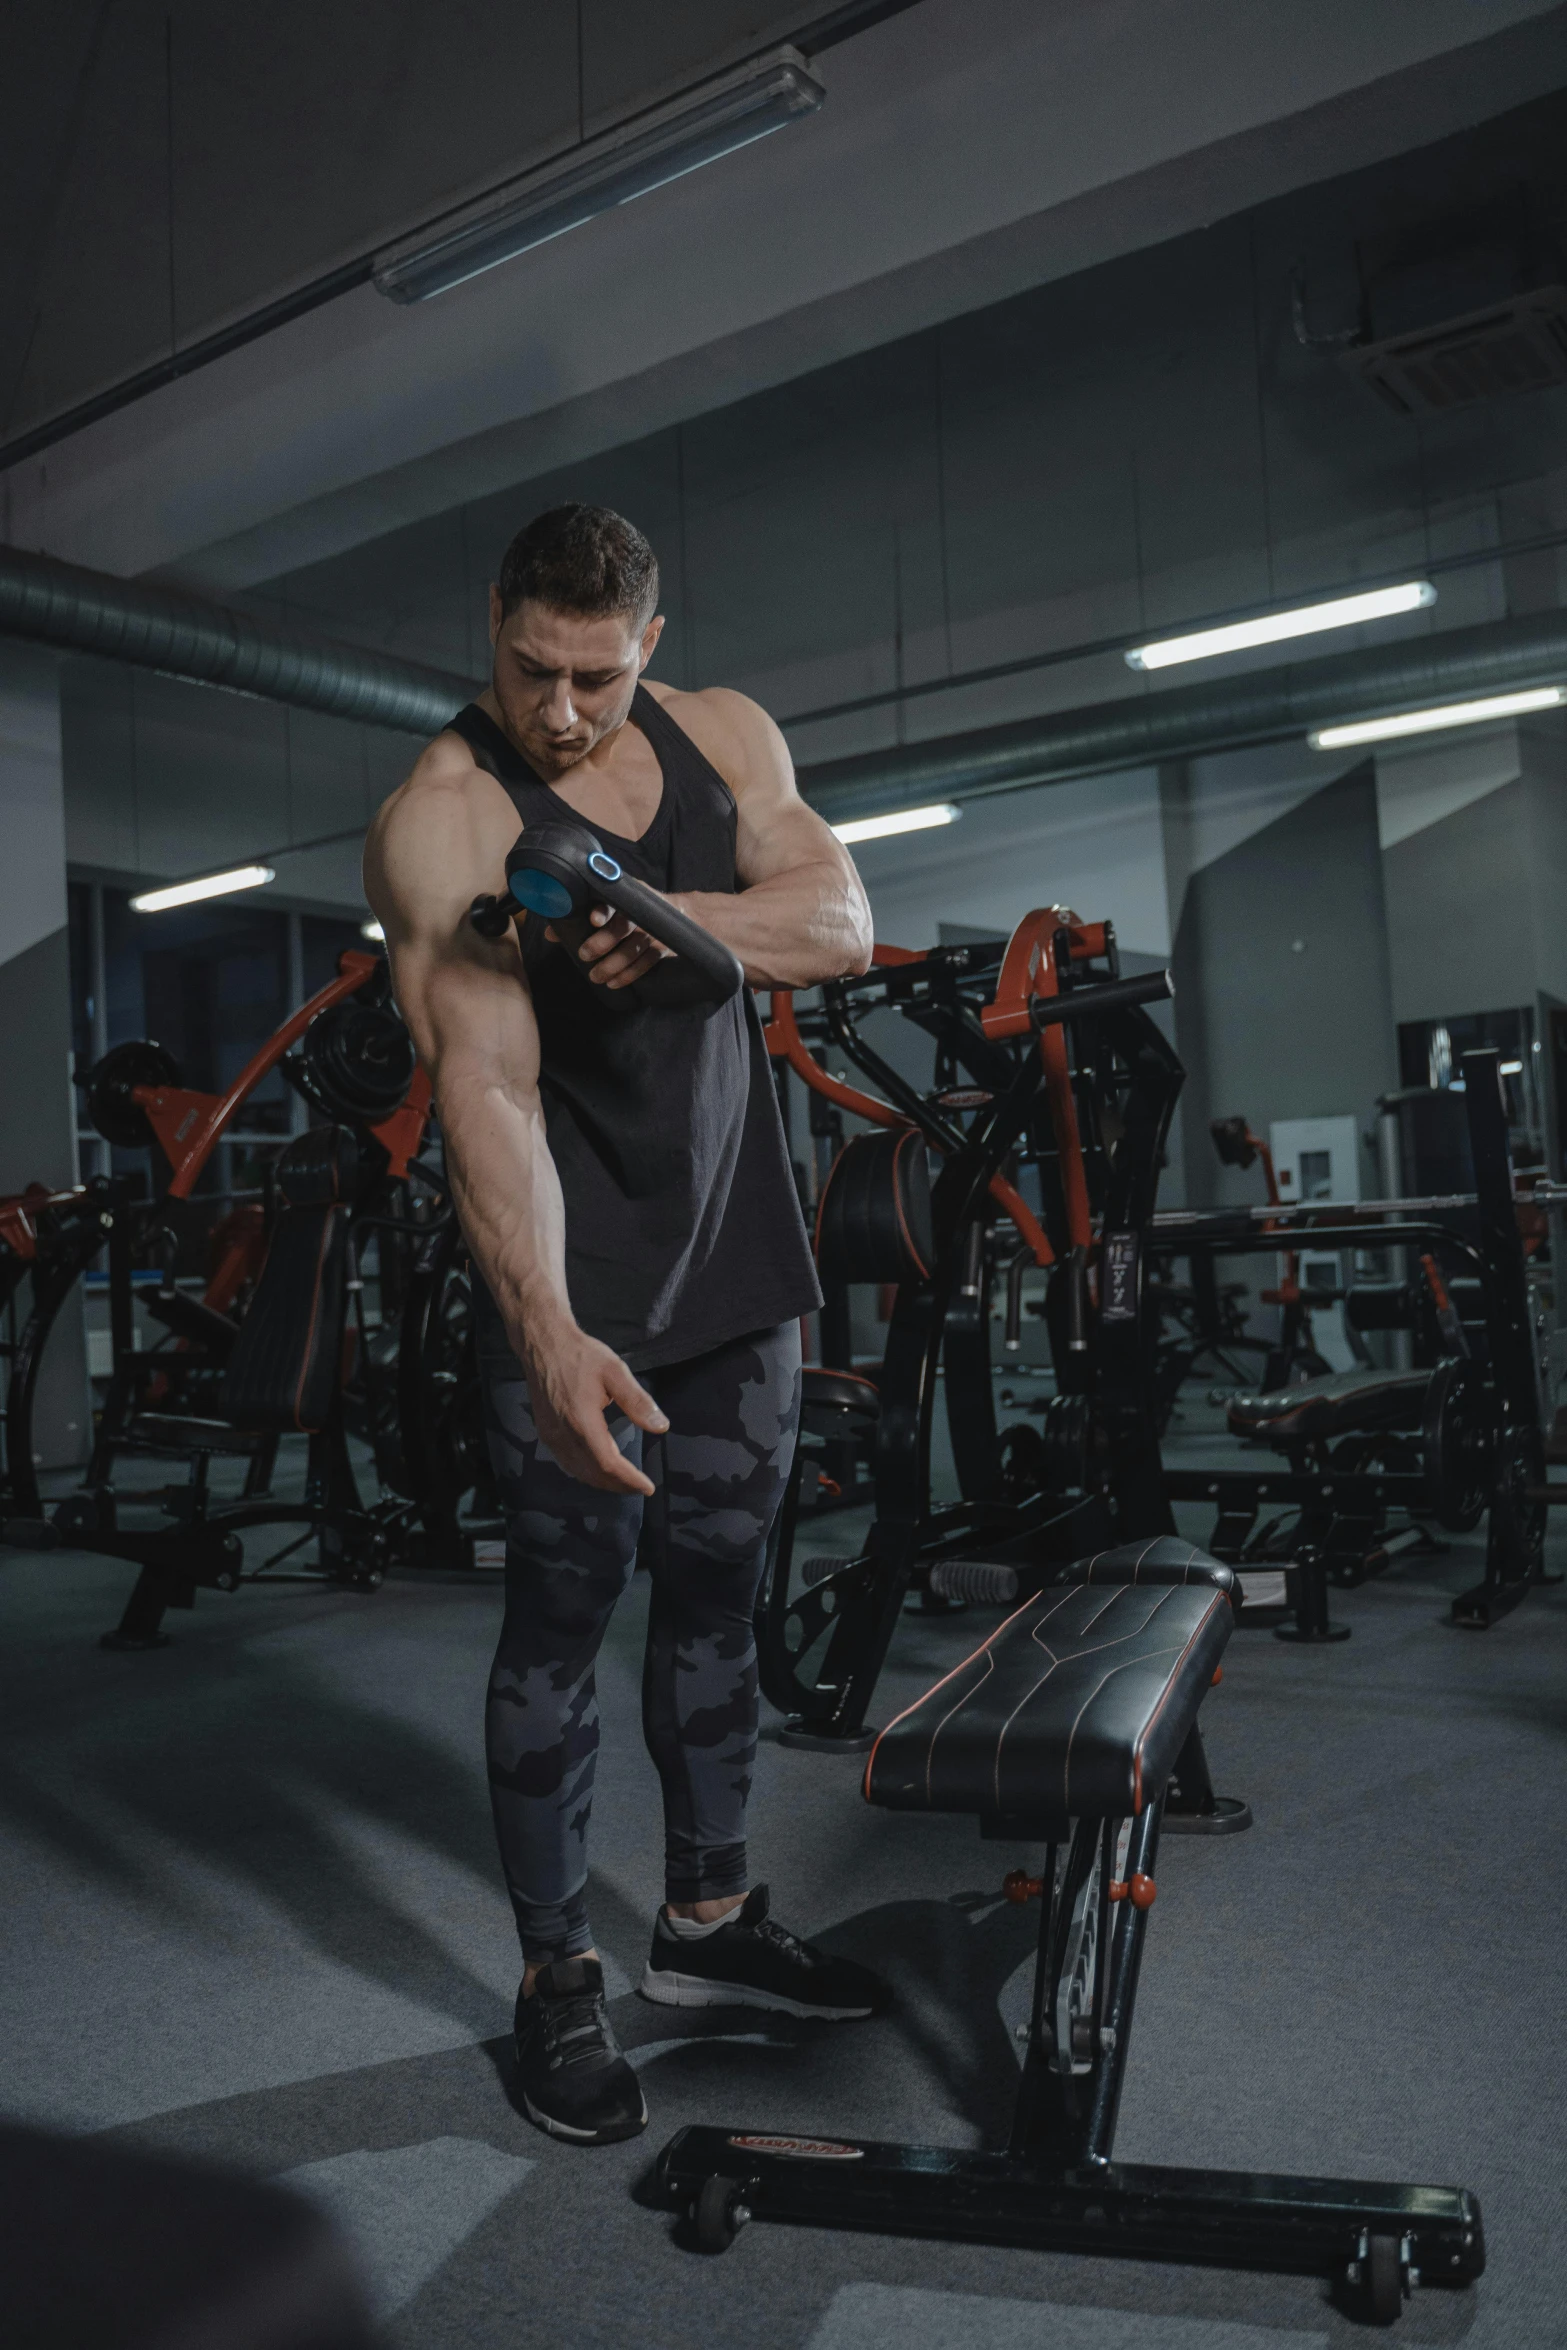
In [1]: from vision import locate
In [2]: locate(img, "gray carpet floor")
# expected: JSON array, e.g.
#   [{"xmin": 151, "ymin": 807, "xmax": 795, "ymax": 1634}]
[{"xmin": 2, "ymin": 1478, "xmax": 1563, "ymax": 2348}]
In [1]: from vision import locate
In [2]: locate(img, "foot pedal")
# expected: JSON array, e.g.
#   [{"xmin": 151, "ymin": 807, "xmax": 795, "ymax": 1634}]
[{"xmin": 928, "ymin": 1560, "xmax": 1019, "ymax": 1605}]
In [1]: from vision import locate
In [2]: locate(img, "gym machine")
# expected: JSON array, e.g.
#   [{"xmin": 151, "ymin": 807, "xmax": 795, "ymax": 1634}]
[
  {"xmin": 1154, "ymin": 1049, "xmax": 1549, "ymax": 1634},
  {"xmin": 1147, "ymin": 1115, "xmax": 1331, "ymax": 1425},
  {"xmin": 755, "ymin": 907, "xmax": 1189, "ymax": 1750},
  {"xmin": 756, "ymin": 919, "xmax": 1557, "ymax": 1741},
  {"xmin": 0, "ymin": 950, "xmax": 507, "ymax": 1635}
]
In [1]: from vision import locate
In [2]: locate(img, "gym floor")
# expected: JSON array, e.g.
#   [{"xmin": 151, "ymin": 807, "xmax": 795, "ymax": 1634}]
[{"xmin": 2, "ymin": 1457, "xmax": 1562, "ymax": 2349}]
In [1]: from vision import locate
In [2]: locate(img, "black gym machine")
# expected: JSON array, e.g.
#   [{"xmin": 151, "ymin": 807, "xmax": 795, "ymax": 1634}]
[
  {"xmin": 754, "ymin": 904, "xmax": 1556, "ymax": 1744},
  {"xmin": 1, "ymin": 954, "xmax": 507, "ymax": 1642},
  {"xmin": 1154, "ymin": 1049, "xmax": 1549, "ymax": 1636}
]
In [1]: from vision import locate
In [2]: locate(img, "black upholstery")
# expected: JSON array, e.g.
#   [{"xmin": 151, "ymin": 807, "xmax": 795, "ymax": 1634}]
[
  {"xmin": 123, "ymin": 1414, "xmax": 266, "ymax": 1456},
  {"xmin": 1054, "ymin": 1535, "xmax": 1237, "ymax": 1601},
  {"xmin": 800, "ymin": 1366, "xmax": 880, "ymax": 1421},
  {"xmin": 221, "ymin": 1127, "xmax": 359, "ymax": 1434},
  {"xmin": 1228, "ymin": 1366, "xmax": 1431, "ymax": 1445},
  {"xmin": 815, "ymin": 1127, "xmax": 934, "ymax": 1285},
  {"xmin": 865, "ymin": 1579, "xmax": 1231, "ymax": 1824},
  {"xmin": 142, "ymin": 1286, "xmax": 239, "ymax": 1359}
]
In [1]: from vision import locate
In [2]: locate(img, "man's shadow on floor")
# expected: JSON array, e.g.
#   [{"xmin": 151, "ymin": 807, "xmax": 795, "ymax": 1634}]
[{"xmin": 616, "ymin": 1887, "xmax": 1041, "ymax": 2202}]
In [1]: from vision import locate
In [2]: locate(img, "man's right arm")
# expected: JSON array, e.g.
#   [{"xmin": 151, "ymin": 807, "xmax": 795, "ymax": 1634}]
[{"xmin": 363, "ymin": 753, "xmax": 664, "ymax": 1495}]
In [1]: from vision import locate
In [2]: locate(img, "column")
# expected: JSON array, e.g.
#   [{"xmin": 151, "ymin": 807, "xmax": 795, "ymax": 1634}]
[{"xmin": 0, "ymin": 641, "xmax": 91, "ymax": 1470}]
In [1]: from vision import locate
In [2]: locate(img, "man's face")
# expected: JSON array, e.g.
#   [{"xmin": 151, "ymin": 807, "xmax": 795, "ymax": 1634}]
[{"xmin": 489, "ymin": 591, "xmax": 663, "ymax": 777}]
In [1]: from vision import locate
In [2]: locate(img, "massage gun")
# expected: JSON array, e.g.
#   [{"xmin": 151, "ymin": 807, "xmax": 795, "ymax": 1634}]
[{"xmin": 469, "ymin": 822, "xmax": 744, "ymax": 1008}]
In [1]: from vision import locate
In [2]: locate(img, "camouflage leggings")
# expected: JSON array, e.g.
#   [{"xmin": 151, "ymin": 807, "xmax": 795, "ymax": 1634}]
[{"xmin": 478, "ymin": 1309, "xmax": 802, "ymax": 1964}]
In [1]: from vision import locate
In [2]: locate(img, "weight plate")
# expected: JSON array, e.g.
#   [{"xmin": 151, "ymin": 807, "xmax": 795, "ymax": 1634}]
[
  {"xmin": 996, "ymin": 1419, "xmax": 1047, "ymax": 1504},
  {"xmin": 84, "ymin": 1040, "xmax": 184, "ymax": 1150},
  {"xmin": 1421, "ymin": 1358, "xmax": 1491, "ymax": 1532},
  {"xmin": 295, "ymin": 1000, "xmax": 416, "ymax": 1124}
]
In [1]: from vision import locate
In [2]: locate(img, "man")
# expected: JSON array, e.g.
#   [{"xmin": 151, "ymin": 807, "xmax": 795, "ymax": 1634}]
[{"xmin": 365, "ymin": 504, "xmax": 886, "ymax": 2146}]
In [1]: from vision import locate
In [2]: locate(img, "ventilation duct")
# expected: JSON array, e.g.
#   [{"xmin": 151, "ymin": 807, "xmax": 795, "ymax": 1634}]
[
  {"xmin": 0, "ymin": 543, "xmax": 477, "ymax": 735},
  {"xmin": 3, "ymin": 541, "xmax": 1564, "ymax": 827},
  {"xmin": 795, "ymin": 604, "xmax": 1567, "ymax": 825}
]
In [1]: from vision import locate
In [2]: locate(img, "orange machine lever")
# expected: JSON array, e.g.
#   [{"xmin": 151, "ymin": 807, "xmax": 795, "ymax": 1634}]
[
  {"xmin": 764, "ymin": 985, "xmax": 1054, "ymax": 1266},
  {"xmin": 141, "ymin": 951, "xmax": 385, "ymax": 1200}
]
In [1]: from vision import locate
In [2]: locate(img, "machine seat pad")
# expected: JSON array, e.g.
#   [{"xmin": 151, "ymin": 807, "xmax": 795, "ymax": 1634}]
[
  {"xmin": 123, "ymin": 1414, "xmax": 267, "ymax": 1456},
  {"xmin": 1227, "ymin": 1367, "xmax": 1432, "ymax": 1445},
  {"xmin": 221, "ymin": 1125, "xmax": 356, "ymax": 1435},
  {"xmin": 1054, "ymin": 1535, "xmax": 1236, "ymax": 1599},
  {"xmin": 800, "ymin": 1367, "xmax": 880, "ymax": 1418},
  {"xmin": 865, "ymin": 1581, "xmax": 1231, "ymax": 1823}
]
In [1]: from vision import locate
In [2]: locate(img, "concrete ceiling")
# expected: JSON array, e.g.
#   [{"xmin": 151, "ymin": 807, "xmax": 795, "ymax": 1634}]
[{"xmin": 6, "ymin": 0, "xmax": 1566, "ymax": 593}]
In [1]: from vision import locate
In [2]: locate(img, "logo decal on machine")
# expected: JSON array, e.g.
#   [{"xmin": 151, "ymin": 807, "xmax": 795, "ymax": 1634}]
[{"xmin": 726, "ymin": 2134, "xmax": 865, "ymax": 2161}]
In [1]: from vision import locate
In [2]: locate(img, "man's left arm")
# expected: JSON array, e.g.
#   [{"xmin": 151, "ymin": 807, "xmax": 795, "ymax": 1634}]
[{"xmin": 572, "ymin": 691, "xmax": 873, "ymax": 990}]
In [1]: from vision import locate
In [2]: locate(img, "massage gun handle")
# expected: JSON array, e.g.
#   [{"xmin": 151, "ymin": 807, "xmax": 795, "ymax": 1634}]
[
  {"xmin": 589, "ymin": 871, "xmax": 745, "ymax": 1005},
  {"xmin": 1029, "ymin": 968, "xmax": 1174, "ymax": 1028}
]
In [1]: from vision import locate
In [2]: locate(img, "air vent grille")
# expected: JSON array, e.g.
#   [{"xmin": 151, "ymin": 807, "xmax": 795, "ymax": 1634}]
[{"xmin": 1349, "ymin": 286, "xmax": 1567, "ymax": 415}]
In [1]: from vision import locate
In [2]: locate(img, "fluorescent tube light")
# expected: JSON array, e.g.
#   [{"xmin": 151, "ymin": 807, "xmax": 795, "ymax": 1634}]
[
  {"xmin": 374, "ymin": 49, "xmax": 824, "ymax": 304},
  {"xmin": 832, "ymin": 804, "xmax": 961, "ymax": 846},
  {"xmin": 361, "ymin": 920, "xmax": 385, "ymax": 942},
  {"xmin": 1126, "ymin": 582, "xmax": 1435, "ymax": 671},
  {"xmin": 130, "ymin": 865, "xmax": 275, "ymax": 913},
  {"xmin": 1310, "ymin": 686, "xmax": 1564, "ymax": 750}
]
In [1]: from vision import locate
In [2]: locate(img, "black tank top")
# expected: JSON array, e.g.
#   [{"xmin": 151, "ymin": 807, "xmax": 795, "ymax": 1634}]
[{"xmin": 446, "ymin": 690, "xmax": 820, "ymax": 1370}]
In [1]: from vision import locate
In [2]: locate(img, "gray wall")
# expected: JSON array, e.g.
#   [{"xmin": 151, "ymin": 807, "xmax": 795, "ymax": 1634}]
[
  {"xmin": 60, "ymin": 656, "xmax": 414, "ymax": 913},
  {"xmin": 1171, "ymin": 762, "xmax": 1397, "ymax": 1206},
  {"xmin": 0, "ymin": 645, "xmax": 89, "ymax": 1467}
]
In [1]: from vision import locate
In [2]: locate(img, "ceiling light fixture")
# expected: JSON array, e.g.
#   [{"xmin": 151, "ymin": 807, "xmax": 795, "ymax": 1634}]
[
  {"xmin": 1126, "ymin": 582, "xmax": 1435, "ymax": 671},
  {"xmin": 1309, "ymin": 685, "xmax": 1564, "ymax": 749},
  {"xmin": 831, "ymin": 804, "xmax": 961, "ymax": 846},
  {"xmin": 373, "ymin": 48, "xmax": 824, "ymax": 304},
  {"xmin": 361, "ymin": 920, "xmax": 385, "ymax": 942},
  {"xmin": 129, "ymin": 865, "xmax": 276, "ymax": 914}
]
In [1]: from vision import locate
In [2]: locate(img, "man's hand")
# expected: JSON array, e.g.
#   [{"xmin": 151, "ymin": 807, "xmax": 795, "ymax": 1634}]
[
  {"xmin": 520, "ymin": 1319, "xmax": 667, "ymax": 1494},
  {"xmin": 548, "ymin": 901, "xmax": 676, "ymax": 991}
]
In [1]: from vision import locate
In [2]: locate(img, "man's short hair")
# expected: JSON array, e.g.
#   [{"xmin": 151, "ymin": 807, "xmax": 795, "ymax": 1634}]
[{"xmin": 495, "ymin": 504, "xmax": 659, "ymax": 627}]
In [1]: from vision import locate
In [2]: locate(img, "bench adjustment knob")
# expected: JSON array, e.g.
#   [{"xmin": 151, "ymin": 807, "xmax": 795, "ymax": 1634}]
[{"xmin": 1109, "ymin": 1874, "xmax": 1157, "ymax": 1909}]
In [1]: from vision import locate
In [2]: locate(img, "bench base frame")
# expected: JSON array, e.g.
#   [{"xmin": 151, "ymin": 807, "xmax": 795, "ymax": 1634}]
[{"xmin": 657, "ymin": 2127, "xmax": 1484, "ymax": 2298}]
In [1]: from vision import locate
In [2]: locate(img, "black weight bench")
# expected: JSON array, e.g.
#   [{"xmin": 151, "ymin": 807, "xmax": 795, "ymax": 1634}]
[
  {"xmin": 1228, "ymin": 1366, "xmax": 1432, "ymax": 1446},
  {"xmin": 660, "ymin": 1540, "xmax": 1483, "ymax": 2325}
]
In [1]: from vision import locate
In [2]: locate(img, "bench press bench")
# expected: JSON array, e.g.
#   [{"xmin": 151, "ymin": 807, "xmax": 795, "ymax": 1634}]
[{"xmin": 659, "ymin": 1539, "xmax": 1484, "ymax": 2325}]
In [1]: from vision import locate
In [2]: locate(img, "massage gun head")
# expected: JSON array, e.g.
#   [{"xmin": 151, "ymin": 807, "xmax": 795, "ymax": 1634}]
[
  {"xmin": 505, "ymin": 824, "xmax": 621, "ymax": 920},
  {"xmin": 467, "ymin": 823, "xmax": 620, "ymax": 937}
]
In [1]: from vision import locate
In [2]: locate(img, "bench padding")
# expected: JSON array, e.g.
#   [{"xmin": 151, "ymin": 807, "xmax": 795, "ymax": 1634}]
[
  {"xmin": 865, "ymin": 1581, "xmax": 1231, "ymax": 1824},
  {"xmin": 1228, "ymin": 1366, "xmax": 1430, "ymax": 1445},
  {"xmin": 1055, "ymin": 1535, "xmax": 1237, "ymax": 1598}
]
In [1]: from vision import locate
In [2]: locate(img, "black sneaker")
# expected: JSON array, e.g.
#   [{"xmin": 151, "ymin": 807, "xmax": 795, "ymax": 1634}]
[
  {"xmin": 514, "ymin": 1957, "xmax": 648, "ymax": 2144},
  {"xmin": 639, "ymin": 1886, "xmax": 891, "ymax": 2020}
]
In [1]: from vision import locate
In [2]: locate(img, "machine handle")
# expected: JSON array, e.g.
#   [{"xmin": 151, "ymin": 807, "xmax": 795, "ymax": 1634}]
[
  {"xmin": 1029, "ymin": 969, "xmax": 1174, "ymax": 1029},
  {"xmin": 470, "ymin": 822, "xmax": 744, "ymax": 1007}
]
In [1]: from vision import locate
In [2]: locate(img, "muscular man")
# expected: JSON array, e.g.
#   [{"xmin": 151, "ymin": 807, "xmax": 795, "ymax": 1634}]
[{"xmin": 366, "ymin": 504, "xmax": 886, "ymax": 2146}]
